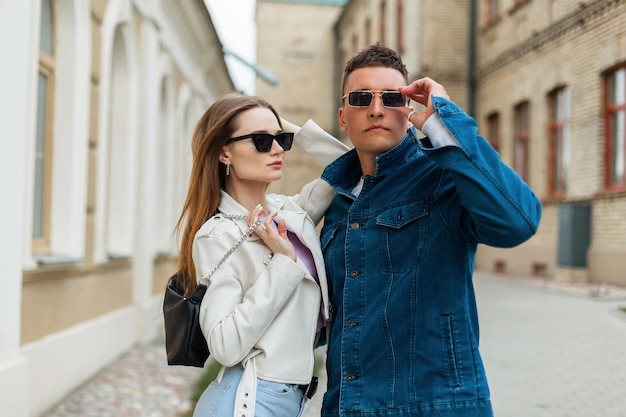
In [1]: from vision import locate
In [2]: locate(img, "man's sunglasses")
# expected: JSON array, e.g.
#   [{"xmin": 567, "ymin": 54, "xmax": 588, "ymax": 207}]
[
  {"xmin": 227, "ymin": 132, "xmax": 294, "ymax": 152},
  {"xmin": 342, "ymin": 90, "xmax": 408, "ymax": 108}
]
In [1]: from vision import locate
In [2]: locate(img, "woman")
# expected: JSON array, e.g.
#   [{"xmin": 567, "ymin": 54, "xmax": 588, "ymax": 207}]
[{"xmin": 175, "ymin": 94, "xmax": 348, "ymax": 417}]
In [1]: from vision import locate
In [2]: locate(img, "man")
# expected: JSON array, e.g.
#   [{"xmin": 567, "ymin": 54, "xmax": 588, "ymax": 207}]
[{"xmin": 319, "ymin": 43, "xmax": 542, "ymax": 417}]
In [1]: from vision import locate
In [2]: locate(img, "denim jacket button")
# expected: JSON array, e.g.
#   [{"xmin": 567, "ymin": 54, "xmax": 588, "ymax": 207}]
[
  {"xmin": 346, "ymin": 374, "xmax": 357, "ymax": 381},
  {"xmin": 350, "ymin": 222, "xmax": 360, "ymax": 230},
  {"xmin": 349, "ymin": 270, "xmax": 359, "ymax": 278},
  {"xmin": 347, "ymin": 320, "xmax": 357, "ymax": 328}
]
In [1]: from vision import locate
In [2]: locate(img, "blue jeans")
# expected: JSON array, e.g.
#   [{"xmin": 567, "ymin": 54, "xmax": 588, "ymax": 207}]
[{"xmin": 193, "ymin": 365, "xmax": 306, "ymax": 417}]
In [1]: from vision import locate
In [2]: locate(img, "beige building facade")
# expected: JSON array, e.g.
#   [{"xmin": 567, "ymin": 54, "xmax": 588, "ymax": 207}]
[
  {"xmin": 0, "ymin": 0, "xmax": 235, "ymax": 415},
  {"xmin": 473, "ymin": 0, "xmax": 626, "ymax": 285},
  {"xmin": 256, "ymin": 0, "xmax": 349, "ymax": 196},
  {"xmin": 335, "ymin": 0, "xmax": 471, "ymax": 110},
  {"xmin": 256, "ymin": 0, "xmax": 626, "ymax": 287}
]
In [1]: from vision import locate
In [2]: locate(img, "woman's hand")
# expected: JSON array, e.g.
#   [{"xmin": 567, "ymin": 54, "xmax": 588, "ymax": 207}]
[
  {"xmin": 248, "ymin": 205, "xmax": 296, "ymax": 261},
  {"xmin": 279, "ymin": 117, "xmax": 301, "ymax": 134}
]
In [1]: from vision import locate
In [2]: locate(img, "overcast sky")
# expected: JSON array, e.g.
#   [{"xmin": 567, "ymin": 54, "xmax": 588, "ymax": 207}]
[{"xmin": 204, "ymin": 0, "xmax": 257, "ymax": 94}]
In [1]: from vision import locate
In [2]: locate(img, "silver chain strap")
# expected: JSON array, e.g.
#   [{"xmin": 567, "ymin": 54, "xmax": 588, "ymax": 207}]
[{"xmin": 199, "ymin": 214, "xmax": 261, "ymax": 283}]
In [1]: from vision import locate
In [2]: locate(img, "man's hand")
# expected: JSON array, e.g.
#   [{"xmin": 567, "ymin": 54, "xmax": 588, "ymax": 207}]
[{"xmin": 397, "ymin": 77, "xmax": 449, "ymax": 130}]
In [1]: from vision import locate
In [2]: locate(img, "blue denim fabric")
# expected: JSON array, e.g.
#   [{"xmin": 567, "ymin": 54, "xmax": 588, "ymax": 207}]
[
  {"xmin": 319, "ymin": 97, "xmax": 542, "ymax": 417},
  {"xmin": 193, "ymin": 365, "xmax": 306, "ymax": 417}
]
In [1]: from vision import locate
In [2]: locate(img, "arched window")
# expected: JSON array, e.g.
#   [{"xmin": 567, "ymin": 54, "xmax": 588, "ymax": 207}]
[
  {"xmin": 548, "ymin": 87, "xmax": 570, "ymax": 196},
  {"xmin": 486, "ymin": 112, "xmax": 500, "ymax": 153},
  {"xmin": 513, "ymin": 101, "xmax": 530, "ymax": 182},
  {"xmin": 33, "ymin": 0, "xmax": 55, "ymax": 253},
  {"xmin": 379, "ymin": 0, "xmax": 386, "ymax": 45},
  {"xmin": 396, "ymin": 0, "xmax": 404, "ymax": 54},
  {"xmin": 155, "ymin": 76, "xmax": 176, "ymax": 256},
  {"xmin": 486, "ymin": 0, "xmax": 500, "ymax": 25},
  {"xmin": 604, "ymin": 66, "xmax": 626, "ymax": 189},
  {"xmin": 29, "ymin": 0, "xmax": 90, "ymax": 266},
  {"xmin": 92, "ymin": 0, "xmax": 139, "ymax": 264},
  {"xmin": 105, "ymin": 25, "xmax": 136, "ymax": 259}
]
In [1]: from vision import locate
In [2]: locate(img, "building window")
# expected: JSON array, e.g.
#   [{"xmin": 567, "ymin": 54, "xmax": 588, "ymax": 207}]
[
  {"xmin": 33, "ymin": 0, "xmax": 55, "ymax": 253},
  {"xmin": 510, "ymin": 0, "xmax": 531, "ymax": 13},
  {"xmin": 605, "ymin": 66, "xmax": 626, "ymax": 189},
  {"xmin": 379, "ymin": 0, "xmax": 386, "ymax": 45},
  {"xmin": 27, "ymin": 0, "xmax": 90, "ymax": 266},
  {"xmin": 513, "ymin": 101, "xmax": 530, "ymax": 182},
  {"xmin": 105, "ymin": 26, "xmax": 136, "ymax": 259},
  {"xmin": 486, "ymin": 0, "xmax": 500, "ymax": 25},
  {"xmin": 548, "ymin": 87, "xmax": 570, "ymax": 196},
  {"xmin": 396, "ymin": 0, "xmax": 404, "ymax": 54},
  {"xmin": 155, "ymin": 77, "xmax": 176, "ymax": 256},
  {"xmin": 486, "ymin": 112, "xmax": 500, "ymax": 152}
]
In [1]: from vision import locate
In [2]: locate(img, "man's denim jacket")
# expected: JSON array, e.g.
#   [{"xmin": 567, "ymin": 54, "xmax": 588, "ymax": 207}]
[{"xmin": 319, "ymin": 97, "xmax": 542, "ymax": 417}]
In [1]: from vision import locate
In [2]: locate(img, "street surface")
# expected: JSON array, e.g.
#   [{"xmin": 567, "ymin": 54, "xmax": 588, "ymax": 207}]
[
  {"xmin": 304, "ymin": 272, "xmax": 626, "ymax": 417},
  {"xmin": 477, "ymin": 273, "xmax": 626, "ymax": 417},
  {"xmin": 43, "ymin": 272, "xmax": 626, "ymax": 417}
]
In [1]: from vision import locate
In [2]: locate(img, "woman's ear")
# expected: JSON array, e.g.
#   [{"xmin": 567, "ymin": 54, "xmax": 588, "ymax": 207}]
[{"xmin": 219, "ymin": 147, "xmax": 231, "ymax": 165}]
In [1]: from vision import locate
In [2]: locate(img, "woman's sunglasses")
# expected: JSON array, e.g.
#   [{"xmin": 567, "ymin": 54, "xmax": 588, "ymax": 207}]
[
  {"xmin": 227, "ymin": 132, "xmax": 294, "ymax": 152},
  {"xmin": 342, "ymin": 90, "xmax": 408, "ymax": 108}
]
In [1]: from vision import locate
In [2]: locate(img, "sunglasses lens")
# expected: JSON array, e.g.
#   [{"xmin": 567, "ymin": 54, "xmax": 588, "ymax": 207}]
[
  {"xmin": 382, "ymin": 92, "xmax": 406, "ymax": 107},
  {"xmin": 251, "ymin": 134, "xmax": 274, "ymax": 152},
  {"xmin": 348, "ymin": 91, "xmax": 373, "ymax": 107},
  {"xmin": 250, "ymin": 132, "xmax": 294, "ymax": 152},
  {"xmin": 276, "ymin": 132, "xmax": 294, "ymax": 151},
  {"xmin": 347, "ymin": 91, "xmax": 406, "ymax": 107}
]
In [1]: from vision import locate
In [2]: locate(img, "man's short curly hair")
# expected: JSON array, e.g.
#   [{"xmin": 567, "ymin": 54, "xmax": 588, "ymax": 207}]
[{"xmin": 341, "ymin": 43, "xmax": 409, "ymax": 94}]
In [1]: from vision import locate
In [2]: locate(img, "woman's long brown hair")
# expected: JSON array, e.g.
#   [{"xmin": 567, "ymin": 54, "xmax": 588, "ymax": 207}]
[{"xmin": 174, "ymin": 94, "xmax": 282, "ymax": 296}]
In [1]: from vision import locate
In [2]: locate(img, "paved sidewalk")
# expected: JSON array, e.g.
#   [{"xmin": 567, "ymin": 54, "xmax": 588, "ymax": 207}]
[
  {"xmin": 42, "ymin": 340, "xmax": 204, "ymax": 417},
  {"xmin": 43, "ymin": 272, "xmax": 626, "ymax": 417},
  {"xmin": 304, "ymin": 272, "xmax": 626, "ymax": 417},
  {"xmin": 476, "ymin": 272, "xmax": 626, "ymax": 417}
]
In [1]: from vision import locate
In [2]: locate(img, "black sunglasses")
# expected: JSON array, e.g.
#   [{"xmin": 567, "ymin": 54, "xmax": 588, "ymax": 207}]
[
  {"xmin": 227, "ymin": 132, "xmax": 294, "ymax": 152},
  {"xmin": 342, "ymin": 90, "xmax": 408, "ymax": 108}
]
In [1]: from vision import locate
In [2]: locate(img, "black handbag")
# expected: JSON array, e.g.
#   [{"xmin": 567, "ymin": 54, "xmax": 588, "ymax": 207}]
[
  {"xmin": 163, "ymin": 271, "xmax": 210, "ymax": 367},
  {"xmin": 163, "ymin": 216, "xmax": 260, "ymax": 367}
]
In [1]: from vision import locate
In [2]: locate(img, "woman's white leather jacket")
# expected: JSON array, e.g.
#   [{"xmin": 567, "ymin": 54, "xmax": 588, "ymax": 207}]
[{"xmin": 193, "ymin": 120, "xmax": 349, "ymax": 416}]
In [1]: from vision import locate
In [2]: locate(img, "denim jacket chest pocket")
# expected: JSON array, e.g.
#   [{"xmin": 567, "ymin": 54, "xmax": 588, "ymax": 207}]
[{"xmin": 374, "ymin": 200, "xmax": 429, "ymax": 274}]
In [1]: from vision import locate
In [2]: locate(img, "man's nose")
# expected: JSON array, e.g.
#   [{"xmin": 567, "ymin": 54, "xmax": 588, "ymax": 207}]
[{"xmin": 368, "ymin": 94, "xmax": 385, "ymax": 116}]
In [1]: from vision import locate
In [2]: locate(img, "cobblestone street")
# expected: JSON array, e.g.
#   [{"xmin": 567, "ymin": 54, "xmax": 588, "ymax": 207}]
[
  {"xmin": 43, "ymin": 272, "xmax": 626, "ymax": 417},
  {"xmin": 42, "ymin": 340, "xmax": 204, "ymax": 417}
]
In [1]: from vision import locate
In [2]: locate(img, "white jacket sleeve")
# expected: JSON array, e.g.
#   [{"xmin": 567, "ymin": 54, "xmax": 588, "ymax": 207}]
[
  {"xmin": 194, "ymin": 232, "xmax": 306, "ymax": 367},
  {"xmin": 293, "ymin": 119, "xmax": 351, "ymax": 166},
  {"xmin": 291, "ymin": 120, "xmax": 351, "ymax": 224}
]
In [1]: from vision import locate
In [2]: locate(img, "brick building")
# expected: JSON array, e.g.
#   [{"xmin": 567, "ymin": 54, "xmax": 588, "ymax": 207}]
[
  {"xmin": 256, "ymin": 0, "xmax": 626, "ymax": 286},
  {"xmin": 474, "ymin": 0, "xmax": 626, "ymax": 285},
  {"xmin": 256, "ymin": 0, "xmax": 349, "ymax": 196}
]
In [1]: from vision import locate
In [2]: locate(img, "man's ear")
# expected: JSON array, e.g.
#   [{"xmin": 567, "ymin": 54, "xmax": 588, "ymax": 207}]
[{"xmin": 338, "ymin": 107, "xmax": 348, "ymax": 132}]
